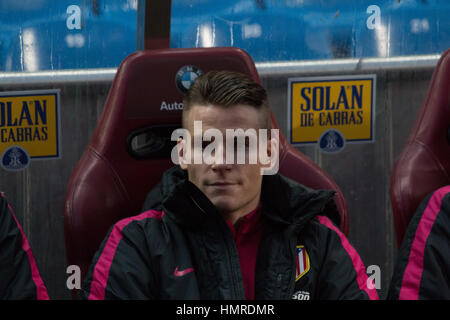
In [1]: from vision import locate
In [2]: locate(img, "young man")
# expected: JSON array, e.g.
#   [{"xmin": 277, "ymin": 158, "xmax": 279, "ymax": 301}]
[
  {"xmin": 79, "ymin": 71, "xmax": 378, "ymax": 300},
  {"xmin": 0, "ymin": 193, "xmax": 49, "ymax": 300}
]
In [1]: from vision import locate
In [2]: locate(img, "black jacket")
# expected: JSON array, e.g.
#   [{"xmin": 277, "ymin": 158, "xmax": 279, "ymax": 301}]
[
  {"xmin": 0, "ymin": 193, "xmax": 49, "ymax": 300},
  {"xmin": 388, "ymin": 186, "xmax": 450, "ymax": 300},
  {"xmin": 79, "ymin": 166, "xmax": 378, "ymax": 300}
]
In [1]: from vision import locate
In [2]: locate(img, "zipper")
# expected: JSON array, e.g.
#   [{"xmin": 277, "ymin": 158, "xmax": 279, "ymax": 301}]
[
  {"xmin": 189, "ymin": 193, "xmax": 245, "ymax": 299},
  {"xmin": 220, "ymin": 215, "xmax": 245, "ymax": 299},
  {"xmin": 224, "ymin": 232, "xmax": 245, "ymax": 299}
]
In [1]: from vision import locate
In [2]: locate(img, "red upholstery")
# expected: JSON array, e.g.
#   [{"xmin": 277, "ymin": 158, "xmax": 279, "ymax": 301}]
[
  {"xmin": 64, "ymin": 48, "xmax": 348, "ymax": 293},
  {"xmin": 390, "ymin": 49, "xmax": 450, "ymax": 247}
]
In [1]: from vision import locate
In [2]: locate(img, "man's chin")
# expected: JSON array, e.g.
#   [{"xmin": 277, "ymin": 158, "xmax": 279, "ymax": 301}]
[{"xmin": 209, "ymin": 196, "xmax": 238, "ymax": 214}]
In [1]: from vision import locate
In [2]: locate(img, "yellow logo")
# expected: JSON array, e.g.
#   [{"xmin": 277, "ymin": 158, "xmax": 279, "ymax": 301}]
[
  {"xmin": 288, "ymin": 75, "xmax": 376, "ymax": 146},
  {"xmin": 0, "ymin": 90, "xmax": 61, "ymax": 159}
]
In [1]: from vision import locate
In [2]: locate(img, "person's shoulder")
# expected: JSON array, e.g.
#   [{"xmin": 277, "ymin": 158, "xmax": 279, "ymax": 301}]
[
  {"xmin": 407, "ymin": 185, "xmax": 450, "ymax": 233},
  {"xmin": 118, "ymin": 209, "xmax": 165, "ymax": 227},
  {"xmin": 0, "ymin": 192, "xmax": 8, "ymax": 211},
  {"xmin": 305, "ymin": 214, "xmax": 343, "ymax": 236},
  {"xmin": 110, "ymin": 209, "xmax": 167, "ymax": 239},
  {"xmin": 0, "ymin": 192, "xmax": 16, "ymax": 225},
  {"xmin": 298, "ymin": 215, "xmax": 358, "ymax": 261},
  {"xmin": 402, "ymin": 185, "xmax": 450, "ymax": 245},
  {"xmin": 425, "ymin": 185, "xmax": 450, "ymax": 215},
  {"xmin": 296, "ymin": 214, "xmax": 346, "ymax": 250},
  {"xmin": 431, "ymin": 185, "xmax": 450, "ymax": 196}
]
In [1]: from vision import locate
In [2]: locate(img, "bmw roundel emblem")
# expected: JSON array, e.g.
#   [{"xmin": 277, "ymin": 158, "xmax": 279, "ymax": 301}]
[
  {"xmin": 1, "ymin": 145, "xmax": 31, "ymax": 171},
  {"xmin": 318, "ymin": 129, "xmax": 346, "ymax": 153},
  {"xmin": 175, "ymin": 65, "xmax": 203, "ymax": 94}
]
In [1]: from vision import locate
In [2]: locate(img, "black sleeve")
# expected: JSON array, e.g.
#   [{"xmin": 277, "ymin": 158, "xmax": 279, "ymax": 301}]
[
  {"xmin": 387, "ymin": 187, "xmax": 450, "ymax": 300},
  {"xmin": 78, "ymin": 217, "xmax": 158, "ymax": 300},
  {"xmin": 0, "ymin": 193, "xmax": 49, "ymax": 300}
]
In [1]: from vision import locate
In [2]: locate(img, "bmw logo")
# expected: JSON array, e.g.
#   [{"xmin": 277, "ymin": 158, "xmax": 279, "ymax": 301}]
[
  {"xmin": 175, "ymin": 65, "xmax": 203, "ymax": 94},
  {"xmin": 318, "ymin": 129, "xmax": 345, "ymax": 153},
  {"xmin": 1, "ymin": 145, "xmax": 31, "ymax": 171}
]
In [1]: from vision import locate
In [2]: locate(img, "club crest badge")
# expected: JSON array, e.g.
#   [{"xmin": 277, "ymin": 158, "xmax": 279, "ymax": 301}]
[{"xmin": 295, "ymin": 245, "xmax": 310, "ymax": 281}]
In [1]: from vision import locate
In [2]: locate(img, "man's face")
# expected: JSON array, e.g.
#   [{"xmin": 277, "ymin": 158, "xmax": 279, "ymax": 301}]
[{"xmin": 179, "ymin": 104, "xmax": 269, "ymax": 216}]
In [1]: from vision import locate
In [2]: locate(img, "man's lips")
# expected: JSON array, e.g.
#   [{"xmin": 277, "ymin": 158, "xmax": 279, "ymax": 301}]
[{"xmin": 206, "ymin": 181, "xmax": 237, "ymax": 187}]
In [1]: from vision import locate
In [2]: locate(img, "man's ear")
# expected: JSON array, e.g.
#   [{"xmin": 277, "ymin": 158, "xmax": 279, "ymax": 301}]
[{"xmin": 177, "ymin": 137, "xmax": 189, "ymax": 170}]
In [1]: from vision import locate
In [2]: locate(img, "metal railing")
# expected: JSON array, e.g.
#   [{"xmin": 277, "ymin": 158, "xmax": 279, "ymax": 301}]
[
  {"xmin": 0, "ymin": 54, "xmax": 441, "ymax": 86},
  {"xmin": 256, "ymin": 54, "xmax": 441, "ymax": 77}
]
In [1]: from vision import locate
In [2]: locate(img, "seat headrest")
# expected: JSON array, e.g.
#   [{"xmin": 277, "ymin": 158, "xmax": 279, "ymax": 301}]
[{"xmin": 390, "ymin": 48, "xmax": 450, "ymax": 246}]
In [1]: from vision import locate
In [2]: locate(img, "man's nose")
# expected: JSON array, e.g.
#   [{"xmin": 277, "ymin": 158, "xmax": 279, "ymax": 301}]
[
  {"xmin": 210, "ymin": 142, "xmax": 232, "ymax": 170},
  {"xmin": 211, "ymin": 160, "xmax": 232, "ymax": 171}
]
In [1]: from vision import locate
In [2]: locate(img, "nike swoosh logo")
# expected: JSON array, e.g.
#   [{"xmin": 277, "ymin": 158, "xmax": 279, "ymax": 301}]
[{"xmin": 174, "ymin": 266, "xmax": 194, "ymax": 277}]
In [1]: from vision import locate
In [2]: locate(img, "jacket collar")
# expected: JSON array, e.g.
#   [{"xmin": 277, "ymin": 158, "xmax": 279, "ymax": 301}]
[
  {"xmin": 260, "ymin": 174, "xmax": 339, "ymax": 228},
  {"xmin": 147, "ymin": 166, "xmax": 340, "ymax": 229}
]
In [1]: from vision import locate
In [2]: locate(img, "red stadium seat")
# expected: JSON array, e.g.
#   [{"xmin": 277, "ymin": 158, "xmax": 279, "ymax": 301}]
[
  {"xmin": 390, "ymin": 49, "xmax": 450, "ymax": 247},
  {"xmin": 63, "ymin": 48, "xmax": 348, "ymax": 296}
]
